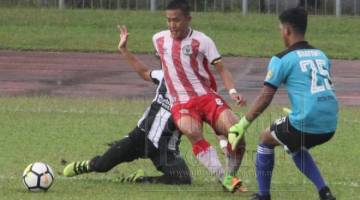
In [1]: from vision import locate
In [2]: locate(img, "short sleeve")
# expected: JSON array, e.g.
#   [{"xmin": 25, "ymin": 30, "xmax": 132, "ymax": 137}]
[
  {"xmin": 201, "ymin": 36, "xmax": 222, "ymax": 64},
  {"xmin": 264, "ymin": 56, "xmax": 287, "ymax": 89},
  {"xmin": 150, "ymin": 70, "xmax": 164, "ymax": 85},
  {"xmin": 152, "ymin": 34, "xmax": 159, "ymax": 54},
  {"xmin": 328, "ymin": 59, "xmax": 332, "ymax": 77}
]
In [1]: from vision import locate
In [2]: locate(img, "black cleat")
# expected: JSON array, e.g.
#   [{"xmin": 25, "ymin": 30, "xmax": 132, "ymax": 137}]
[
  {"xmin": 319, "ymin": 186, "xmax": 336, "ymax": 200},
  {"xmin": 250, "ymin": 193, "xmax": 271, "ymax": 200}
]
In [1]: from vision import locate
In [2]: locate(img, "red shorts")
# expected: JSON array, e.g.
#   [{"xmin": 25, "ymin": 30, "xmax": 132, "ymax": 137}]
[{"xmin": 171, "ymin": 93, "xmax": 230, "ymax": 129}]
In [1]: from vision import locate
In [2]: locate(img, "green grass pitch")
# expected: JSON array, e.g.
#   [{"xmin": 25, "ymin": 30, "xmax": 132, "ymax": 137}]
[
  {"xmin": 0, "ymin": 8, "xmax": 359, "ymax": 59},
  {"xmin": 0, "ymin": 97, "xmax": 359, "ymax": 199}
]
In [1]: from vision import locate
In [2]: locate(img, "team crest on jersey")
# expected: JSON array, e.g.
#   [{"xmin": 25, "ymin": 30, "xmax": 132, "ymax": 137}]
[
  {"xmin": 266, "ymin": 70, "xmax": 273, "ymax": 80},
  {"xmin": 182, "ymin": 45, "xmax": 193, "ymax": 56},
  {"xmin": 215, "ymin": 98, "xmax": 223, "ymax": 106}
]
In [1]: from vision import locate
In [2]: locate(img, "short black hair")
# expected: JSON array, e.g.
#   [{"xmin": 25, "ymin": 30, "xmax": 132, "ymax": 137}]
[
  {"xmin": 279, "ymin": 7, "xmax": 308, "ymax": 35},
  {"xmin": 166, "ymin": 0, "xmax": 191, "ymax": 16}
]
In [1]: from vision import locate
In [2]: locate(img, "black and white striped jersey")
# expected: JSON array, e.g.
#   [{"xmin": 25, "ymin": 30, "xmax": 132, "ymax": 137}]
[{"xmin": 137, "ymin": 70, "xmax": 180, "ymax": 150}]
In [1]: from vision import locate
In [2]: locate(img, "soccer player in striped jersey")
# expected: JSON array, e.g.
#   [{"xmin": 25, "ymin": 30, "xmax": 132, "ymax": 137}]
[
  {"xmin": 151, "ymin": 0, "xmax": 247, "ymax": 192},
  {"xmin": 62, "ymin": 37, "xmax": 192, "ymax": 185}
]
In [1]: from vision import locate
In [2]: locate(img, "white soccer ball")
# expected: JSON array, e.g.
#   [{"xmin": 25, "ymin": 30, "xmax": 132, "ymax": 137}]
[{"xmin": 22, "ymin": 162, "xmax": 54, "ymax": 192}]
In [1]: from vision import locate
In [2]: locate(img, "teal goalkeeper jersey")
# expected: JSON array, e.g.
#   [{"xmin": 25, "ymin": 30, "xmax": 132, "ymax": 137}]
[{"xmin": 264, "ymin": 41, "xmax": 338, "ymax": 134}]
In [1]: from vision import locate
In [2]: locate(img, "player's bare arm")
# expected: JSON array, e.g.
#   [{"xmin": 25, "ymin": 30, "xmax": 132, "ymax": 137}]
[
  {"xmin": 117, "ymin": 25, "xmax": 152, "ymax": 82},
  {"xmin": 245, "ymin": 85, "xmax": 276, "ymax": 122},
  {"xmin": 213, "ymin": 61, "xmax": 246, "ymax": 106},
  {"xmin": 228, "ymin": 84, "xmax": 276, "ymax": 150}
]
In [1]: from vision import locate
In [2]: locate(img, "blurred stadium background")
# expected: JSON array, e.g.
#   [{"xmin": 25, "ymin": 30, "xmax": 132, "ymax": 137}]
[{"xmin": 1, "ymin": 0, "xmax": 359, "ymax": 15}]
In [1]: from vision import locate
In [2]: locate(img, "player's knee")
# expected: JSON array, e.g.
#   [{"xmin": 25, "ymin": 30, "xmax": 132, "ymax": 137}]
[
  {"xmin": 259, "ymin": 129, "xmax": 273, "ymax": 144},
  {"xmin": 188, "ymin": 134, "xmax": 204, "ymax": 145},
  {"xmin": 259, "ymin": 132, "xmax": 266, "ymax": 143},
  {"xmin": 177, "ymin": 127, "xmax": 202, "ymax": 144},
  {"xmin": 175, "ymin": 118, "xmax": 202, "ymax": 143}
]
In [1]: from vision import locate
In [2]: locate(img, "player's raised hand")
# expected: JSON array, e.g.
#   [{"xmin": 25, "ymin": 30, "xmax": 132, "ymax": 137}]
[
  {"xmin": 117, "ymin": 25, "xmax": 129, "ymax": 52},
  {"xmin": 230, "ymin": 92, "xmax": 247, "ymax": 107}
]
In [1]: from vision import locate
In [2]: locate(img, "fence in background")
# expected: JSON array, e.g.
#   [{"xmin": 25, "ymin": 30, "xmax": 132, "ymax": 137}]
[{"xmin": 1, "ymin": 0, "xmax": 359, "ymax": 16}]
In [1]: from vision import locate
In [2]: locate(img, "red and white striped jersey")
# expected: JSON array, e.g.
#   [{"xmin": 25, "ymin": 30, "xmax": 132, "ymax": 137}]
[{"xmin": 152, "ymin": 28, "xmax": 222, "ymax": 104}]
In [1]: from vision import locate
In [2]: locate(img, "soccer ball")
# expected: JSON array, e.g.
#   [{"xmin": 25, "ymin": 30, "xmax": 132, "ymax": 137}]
[{"xmin": 22, "ymin": 162, "xmax": 54, "ymax": 192}]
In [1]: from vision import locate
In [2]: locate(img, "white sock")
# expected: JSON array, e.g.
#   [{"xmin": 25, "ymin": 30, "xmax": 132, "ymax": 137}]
[
  {"xmin": 226, "ymin": 142, "xmax": 245, "ymax": 176},
  {"xmin": 193, "ymin": 140, "xmax": 225, "ymax": 181}
]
